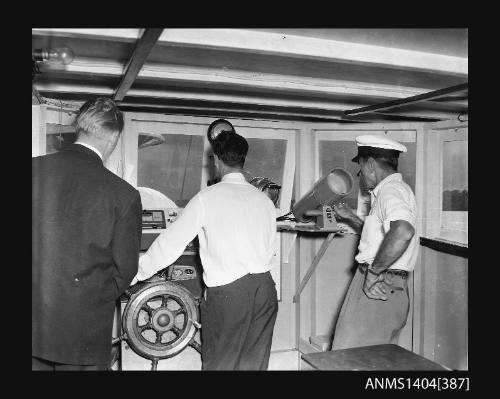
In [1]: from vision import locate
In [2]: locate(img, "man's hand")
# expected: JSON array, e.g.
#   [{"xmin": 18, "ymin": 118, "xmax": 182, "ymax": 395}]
[
  {"xmin": 332, "ymin": 202, "xmax": 356, "ymax": 221},
  {"xmin": 332, "ymin": 202, "xmax": 364, "ymax": 234},
  {"xmin": 363, "ymin": 271, "xmax": 387, "ymax": 301}
]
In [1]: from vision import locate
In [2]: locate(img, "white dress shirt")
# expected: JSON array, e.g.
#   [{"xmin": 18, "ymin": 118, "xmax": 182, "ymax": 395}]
[
  {"xmin": 136, "ymin": 173, "xmax": 278, "ymax": 287},
  {"xmin": 74, "ymin": 141, "xmax": 103, "ymax": 160},
  {"xmin": 355, "ymin": 173, "xmax": 419, "ymax": 272}
]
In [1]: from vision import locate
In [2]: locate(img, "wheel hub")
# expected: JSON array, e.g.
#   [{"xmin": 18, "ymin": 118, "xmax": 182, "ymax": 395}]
[{"xmin": 151, "ymin": 308, "xmax": 174, "ymax": 331}]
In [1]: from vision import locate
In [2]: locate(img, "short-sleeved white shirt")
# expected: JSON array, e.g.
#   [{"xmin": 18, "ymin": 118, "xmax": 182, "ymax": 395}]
[
  {"xmin": 355, "ymin": 173, "xmax": 419, "ymax": 272},
  {"xmin": 136, "ymin": 173, "xmax": 278, "ymax": 287}
]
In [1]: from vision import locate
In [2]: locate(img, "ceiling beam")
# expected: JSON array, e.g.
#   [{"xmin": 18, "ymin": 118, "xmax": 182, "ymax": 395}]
[
  {"xmin": 127, "ymin": 89, "xmax": 360, "ymax": 111},
  {"xmin": 49, "ymin": 57, "xmax": 438, "ymax": 101},
  {"xmin": 136, "ymin": 65, "xmax": 432, "ymax": 100},
  {"xmin": 36, "ymin": 83, "xmax": 463, "ymax": 121},
  {"xmin": 32, "ymin": 28, "xmax": 141, "ymax": 41},
  {"xmin": 121, "ymin": 107, "xmax": 345, "ymax": 122},
  {"xmin": 344, "ymin": 83, "xmax": 468, "ymax": 116},
  {"xmin": 36, "ymin": 83, "xmax": 364, "ymax": 111},
  {"xmin": 160, "ymin": 29, "xmax": 467, "ymax": 76},
  {"xmin": 117, "ymin": 102, "xmax": 345, "ymax": 120},
  {"xmin": 113, "ymin": 29, "xmax": 163, "ymax": 101},
  {"xmin": 431, "ymin": 95, "xmax": 468, "ymax": 103},
  {"xmin": 36, "ymin": 83, "xmax": 114, "ymax": 95},
  {"xmin": 32, "ymin": 28, "xmax": 468, "ymax": 76},
  {"xmin": 343, "ymin": 110, "xmax": 456, "ymax": 121},
  {"xmin": 369, "ymin": 110, "xmax": 458, "ymax": 120}
]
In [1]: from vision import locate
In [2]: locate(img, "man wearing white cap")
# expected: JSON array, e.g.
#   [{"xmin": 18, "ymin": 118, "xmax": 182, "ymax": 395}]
[{"xmin": 331, "ymin": 135, "xmax": 418, "ymax": 350}]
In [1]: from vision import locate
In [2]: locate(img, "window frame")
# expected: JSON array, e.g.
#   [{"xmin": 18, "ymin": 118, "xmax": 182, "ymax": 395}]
[
  {"xmin": 123, "ymin": 113, "xmax": 296, "ymax": 217},
  {"xmin": 423, "ymin": 122, "xmax": 468, "ymax": 245},
  {"xmin": 33, "ymin": 105, "xmax": 76, "ymax": 157},
  {"xmin": 133, "ymin": 122, "xmax": 207, "ymax": 207}
]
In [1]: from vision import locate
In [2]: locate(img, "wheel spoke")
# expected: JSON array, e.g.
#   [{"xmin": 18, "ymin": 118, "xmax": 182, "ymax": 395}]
[
  {"xmin": 189, "ymin": 339, "xmax": 202, "ymax": 354},
  {"xmin": 155, "ymin": 331, "xmax": 164, "ymax": 344},
  {"xmin": 142, "ymin": 303, "xmax": 155, "ymax": 315},
  {"xmin": 172, "ymin": 308, "xmax": 185, "ymax": 317},
  {"xmin": 139, "ymin": 323, "xmax": 152, "ymax": 332},
  {"xmin": 171, "ymin": 326, "xmax": 182, "ymax": 336},
  {"xmin": 161, "ymin": 296, "xmax": 169, "ymax": 308}
]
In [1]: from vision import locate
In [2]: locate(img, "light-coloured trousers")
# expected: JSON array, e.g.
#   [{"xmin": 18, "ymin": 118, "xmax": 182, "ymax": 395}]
[{"xmin": 332, "ymin": 266, "xmax": 410, "ymax": 350}]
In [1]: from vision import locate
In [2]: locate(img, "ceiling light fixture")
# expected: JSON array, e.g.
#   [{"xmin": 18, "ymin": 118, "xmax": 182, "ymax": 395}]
[{"xmin": 32, "ymin": 46, "xmax": 75, "ymax": 65}]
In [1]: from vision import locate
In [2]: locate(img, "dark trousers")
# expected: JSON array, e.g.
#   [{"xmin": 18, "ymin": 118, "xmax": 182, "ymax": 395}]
[
  {"xmin": 200, "ymin": 271, "xmax": 278, "ymax": 370},
  {"xmin": 32, "ymin": 356, "xmax": 107, "ymax": 371}
]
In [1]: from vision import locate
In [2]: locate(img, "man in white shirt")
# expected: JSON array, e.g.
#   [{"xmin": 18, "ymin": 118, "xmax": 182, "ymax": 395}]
[
  {"xmin": 134, "ymin": 130, "xmax": 279, "ymax": 370},
  {"xmin": 331, "ymin": 135, "xmax": 418, "ymax": 350}
]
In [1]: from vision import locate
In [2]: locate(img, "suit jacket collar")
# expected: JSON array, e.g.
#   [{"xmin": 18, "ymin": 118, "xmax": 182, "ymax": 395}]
[{"xmin": 66, "ymin": 143, "xmax": 103, "ymax": 165}]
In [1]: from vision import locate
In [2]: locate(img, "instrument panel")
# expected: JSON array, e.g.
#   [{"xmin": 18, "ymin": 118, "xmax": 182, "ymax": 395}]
[{"xmin": 142, "ymin": 208, "xmax": 182, "ymax": 230}]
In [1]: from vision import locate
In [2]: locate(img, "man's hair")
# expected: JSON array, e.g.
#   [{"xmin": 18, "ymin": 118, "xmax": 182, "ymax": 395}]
[
  {"xmin": 212, "ymin": 131, "xmax": 248, "ymax": 168},
  {"xmin": 73, "ymin": 97, "xmax": 124, "ymax": 138},
  {"xmin": 360, "ymin": 154, "xmax": 399, "ymax": 171}
]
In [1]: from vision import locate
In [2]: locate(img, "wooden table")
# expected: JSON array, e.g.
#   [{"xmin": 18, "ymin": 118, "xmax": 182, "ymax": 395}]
[{"xmin": 302, "ymin": 344, "xmax": 448, "ymax": 370}]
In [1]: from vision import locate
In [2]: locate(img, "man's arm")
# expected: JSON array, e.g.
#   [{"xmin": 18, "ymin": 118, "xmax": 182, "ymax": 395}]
[
  {"xmin": 332, "ymin": 202, "xmax": 364, "ymax": 234},
  {"xmin": 370, "ymin": 220, "xmax": 415, "ymax": 274},
  {"xmin": 132, "ymin": 194, "xmax": 203, "ymax": 283},
  {"xmin": 363, "ymin": 220, "xmax": 415, "ymax": 300},
  {"xmin": 112, "ymin": 191, "xmax": 142, "ymax": 297}
]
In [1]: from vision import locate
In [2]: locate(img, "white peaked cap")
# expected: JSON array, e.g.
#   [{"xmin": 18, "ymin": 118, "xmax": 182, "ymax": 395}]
[{"xmin": 355, "ymin": 135, "xmax": 407, "ymax": 152}]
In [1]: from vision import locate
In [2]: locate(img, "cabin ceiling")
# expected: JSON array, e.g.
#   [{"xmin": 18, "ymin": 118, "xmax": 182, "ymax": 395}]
[{"xmin": 32, "ymin": 28, "xmax": 468, "ymax": 123}]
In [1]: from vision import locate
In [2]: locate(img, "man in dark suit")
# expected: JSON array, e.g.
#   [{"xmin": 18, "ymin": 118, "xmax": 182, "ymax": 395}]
[{"xmin": 32, "ymin": 98, "xmax": 142, "ymax": 370}]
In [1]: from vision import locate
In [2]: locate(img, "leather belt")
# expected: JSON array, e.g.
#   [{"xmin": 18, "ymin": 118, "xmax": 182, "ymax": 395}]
[{"xmin": 358, "ymin": 263, "xmax": 409, "ymax": 280}]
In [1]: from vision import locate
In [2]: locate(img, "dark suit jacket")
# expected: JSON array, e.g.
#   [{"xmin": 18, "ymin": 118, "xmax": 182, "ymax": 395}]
[{"xmin": 32, "ymin": 144, "xmax": 142, "ymax": 365}]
